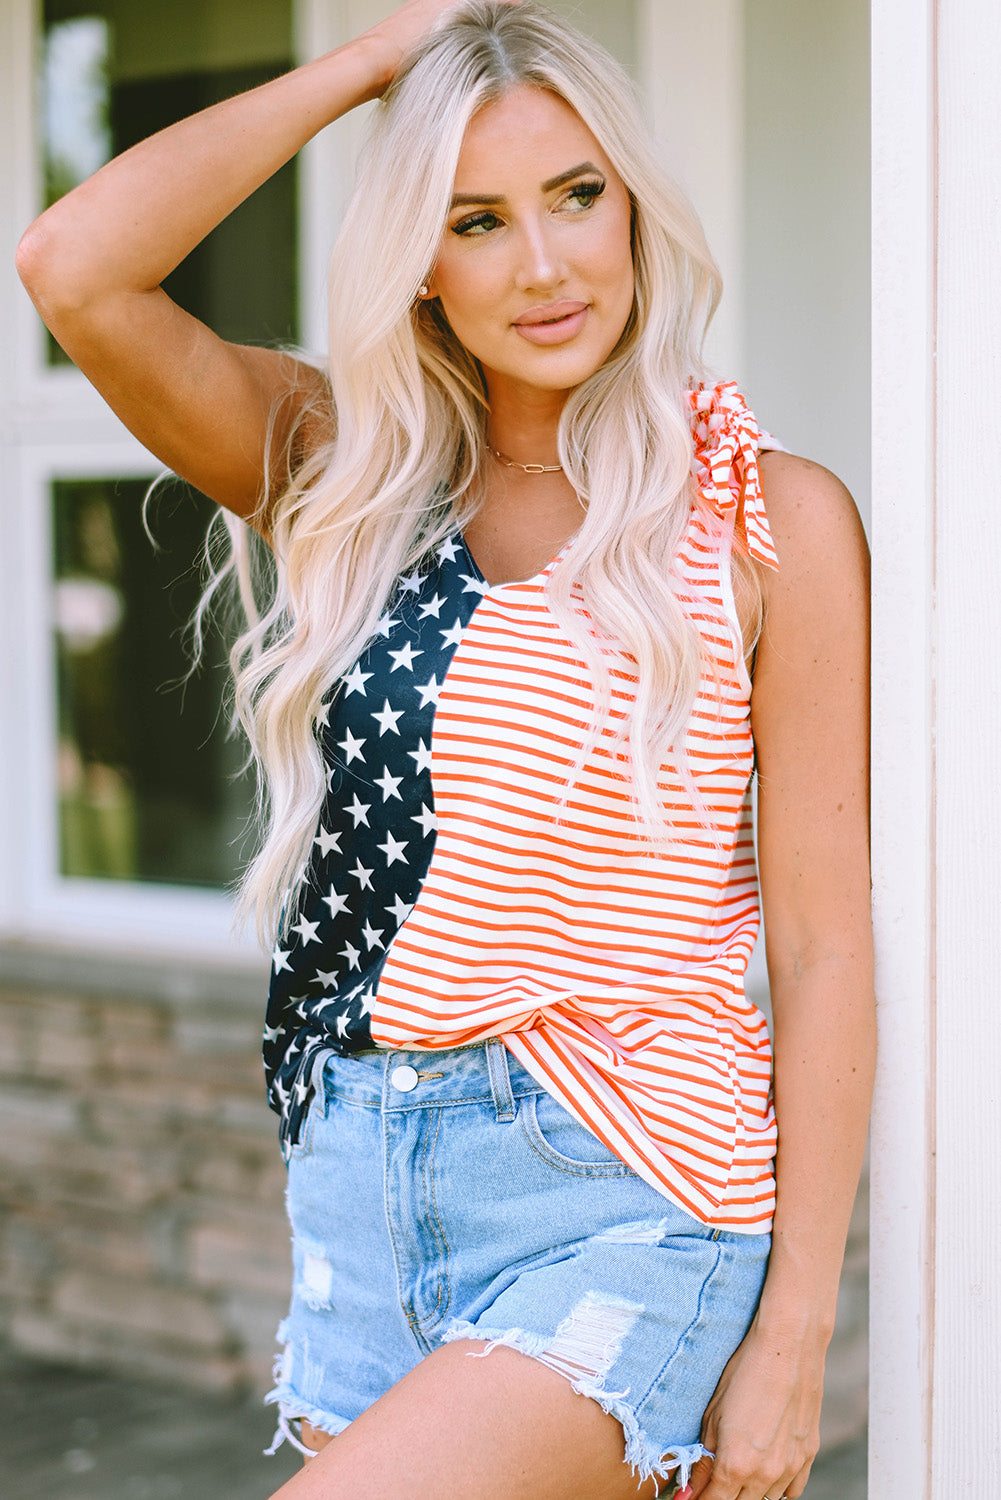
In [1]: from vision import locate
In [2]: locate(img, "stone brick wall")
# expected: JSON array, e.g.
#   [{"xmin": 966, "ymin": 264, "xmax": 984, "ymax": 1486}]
[
  {"xmin": 0, "ymin": 955, "xmax": 288, "ymax": 1395},
  {"xmin": 0, "ymin": 951, "xmax": 869, "ymax": 1449}
]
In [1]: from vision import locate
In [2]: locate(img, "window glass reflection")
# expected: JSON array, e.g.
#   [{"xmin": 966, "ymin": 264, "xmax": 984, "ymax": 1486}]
[
  {"xmin": 53, "ymin": 477, "xmax": 254, "ymax": 888},
  {"xmin": 41, "ymin": 0, "xmax": 296, "ymax": 362},
  {"xmin": 42, "ymin": 15, "xmax": 112, "ymax": 203}
]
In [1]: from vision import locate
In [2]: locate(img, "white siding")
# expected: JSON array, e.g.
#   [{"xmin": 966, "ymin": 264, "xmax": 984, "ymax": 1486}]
[{"xmin": 637, "ymin": 2, "xmax": 746, "ymax": 378}]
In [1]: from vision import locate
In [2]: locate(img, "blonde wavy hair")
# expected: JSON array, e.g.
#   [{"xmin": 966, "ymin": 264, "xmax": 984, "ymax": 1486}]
[{"xmin": 211, "ymin": 0, "xmax": 745, "ymax": 944}]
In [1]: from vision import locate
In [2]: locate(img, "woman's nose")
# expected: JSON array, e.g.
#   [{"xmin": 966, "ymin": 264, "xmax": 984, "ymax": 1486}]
[{"xmin": 514, "ymin": 221, "xmax": 566, "ymax": 292}]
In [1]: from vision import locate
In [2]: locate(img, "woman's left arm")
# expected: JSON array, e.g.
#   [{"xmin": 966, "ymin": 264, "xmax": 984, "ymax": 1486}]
[{"xmin": 688, "ymin": 451, "xmax": 876, "ymax": 1500}]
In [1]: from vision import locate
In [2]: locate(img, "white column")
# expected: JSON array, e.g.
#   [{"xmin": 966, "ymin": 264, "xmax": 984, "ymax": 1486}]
[
  {"xmin": 868, "ymin": 0, "xmax": 935, "ymax": 1492},
  {"xmin": 871, "ymin": 0, "xmax": 1001, "ymax": 1494},
  {"xmin": 929, "ymin": 1, "xmax": 1001, "ymax": 1491}
]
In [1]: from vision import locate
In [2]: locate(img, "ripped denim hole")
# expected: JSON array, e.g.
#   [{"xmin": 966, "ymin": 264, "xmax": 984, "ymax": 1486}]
[
  {"xmin": 265, "ymin": 1322, "xmax": 350, "ymax": 1458},
  {"xmin": 596, "ymin": 1219, "xmax": 673, "ymax": 1246},
  {"xmin": 295, "ymin": 1242, "xmax": 334, "ymax": 1310},
  {"xmin": 530, "ymin": 1289, "xmax": 639, "ymax": 1389}
]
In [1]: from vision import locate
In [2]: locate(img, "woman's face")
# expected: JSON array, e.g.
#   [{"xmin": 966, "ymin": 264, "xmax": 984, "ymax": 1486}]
[{"xmin": 428, "ymin": 85, "xmax": 635, "ymax": 406}]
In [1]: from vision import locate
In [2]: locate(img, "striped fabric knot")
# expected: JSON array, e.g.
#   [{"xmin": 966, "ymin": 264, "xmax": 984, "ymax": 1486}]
[{"xmin": 689, "ymin": 381, "xmax": 780, "ymax": 571}]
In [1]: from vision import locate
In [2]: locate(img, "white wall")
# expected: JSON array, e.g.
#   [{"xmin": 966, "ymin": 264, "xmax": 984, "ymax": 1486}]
[
  {"xmin": 637, "ymin": 2, "xmax": 746, "ymax": 381},
  {"xmin": 931, "ymin": 0, "xmax": 1001, "ymax": 1480},
  {"xmin": 868, "ymin": 3, "xmax": 934, "ymax": 1489},
  {"xmin": 743, "ymin": 0, "xmax": 871, "ymax": 521},
  {"xmin": 637, "ymin": 2, "xmax": 870, "ymax": 516},
  {"xmin": 549, "ymin": 0, "xmax": 637, "ymax": 69}
]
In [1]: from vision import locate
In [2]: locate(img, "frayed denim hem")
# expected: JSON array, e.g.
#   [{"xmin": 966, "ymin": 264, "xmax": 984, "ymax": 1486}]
[
  {"xmin": 263, "ymin": 1392, "xmax": 351, "ymax": 1459},
  {"xmin": 264, "ymin": 1319, "xmax": 351, "ymax": 1458},
  {"xmin": 441, "ymin": 1311, "xmax": 712, "ymax": 1492}
]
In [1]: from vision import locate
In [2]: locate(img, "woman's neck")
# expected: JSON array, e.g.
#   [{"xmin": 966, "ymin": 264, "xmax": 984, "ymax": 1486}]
[{"xmin": 484, "ymin": 384, "xmax": 566, "ymax": 470}]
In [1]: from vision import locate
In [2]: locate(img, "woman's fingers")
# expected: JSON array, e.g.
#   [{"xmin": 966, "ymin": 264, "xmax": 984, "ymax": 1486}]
[
  {"xmin": 683, "ymin": 1428, "xmax": 813, "ymax": 1500},
  {"xmin": 683, "ymin": 1450, "xmax": 715, "ymax": 1498},
  {"xmin": 782, "ymin": 1454, "xmax": 816, "ymax": 1498},
  {"xmin": 360, "ymin": 0, "xmax": 522, "ymax": 91},
  {"xmin": 684, "ymin": 1453, "xmax": 812, "ymax": 1500}
]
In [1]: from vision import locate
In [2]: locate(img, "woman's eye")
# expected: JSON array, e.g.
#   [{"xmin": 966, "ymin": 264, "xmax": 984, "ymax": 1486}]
[
  {"xmin": 564, "ymin": 179, "xmax": 606, "ymax": 212},
  {"xmin": 452, "ymin": 211, "xmax": 501, "ymax": 237}
]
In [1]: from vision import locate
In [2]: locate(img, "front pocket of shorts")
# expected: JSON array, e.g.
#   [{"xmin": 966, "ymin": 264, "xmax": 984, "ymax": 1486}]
[{"xmin": 520, "ymin": 1091, "xmax": 634, "ymax": 1177}]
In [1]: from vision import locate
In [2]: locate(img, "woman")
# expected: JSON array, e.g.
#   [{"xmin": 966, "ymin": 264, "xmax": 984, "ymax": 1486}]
[{"xmin": 16, "ymin": 3, "xmax": 874, "ymax": 1498}]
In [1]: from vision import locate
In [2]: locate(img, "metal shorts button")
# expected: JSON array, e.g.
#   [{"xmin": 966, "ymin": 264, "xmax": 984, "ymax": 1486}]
[{"xmin": 390, "ymin": 1064, "xmax": 420, "ymax": 1093}]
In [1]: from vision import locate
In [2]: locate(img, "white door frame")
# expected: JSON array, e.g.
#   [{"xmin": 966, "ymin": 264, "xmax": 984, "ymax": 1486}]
[
  {"xmin": 869, "ymin": 0, "xmax": 935, "ymax": 1492},
  {"xmin": 870, "ymin": 1, "xmax": 1001, "ymax": 1493}
]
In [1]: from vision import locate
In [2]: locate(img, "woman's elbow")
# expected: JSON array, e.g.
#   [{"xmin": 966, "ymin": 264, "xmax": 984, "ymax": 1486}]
[{"xmin": 16, "ymin": 210, "xmax": 94, "ymax": 325}]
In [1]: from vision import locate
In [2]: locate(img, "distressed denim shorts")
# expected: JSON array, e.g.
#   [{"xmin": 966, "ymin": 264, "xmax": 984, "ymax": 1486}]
[{"xmin": 266, "ymin": 1040, "xmax": 770, "ymax": 1493}]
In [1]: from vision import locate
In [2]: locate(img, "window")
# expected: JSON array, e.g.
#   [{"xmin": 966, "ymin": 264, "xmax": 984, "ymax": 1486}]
[
  {"xmin": 53, "ymin": 476, "xmax": 249, "ymax": 889},
  {"xmin": 1, "ymin": 0, "xmax": 296, "ymax": 956},
  {"xmin": 41, "ymin": 0, "xmax": 297, "ymax": 361}
]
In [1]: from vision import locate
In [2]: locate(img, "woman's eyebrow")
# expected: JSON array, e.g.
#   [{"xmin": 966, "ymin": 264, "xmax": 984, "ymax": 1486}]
[
  {"xmin": 542, "ymin": 161, "xmax": 602, "ymax": 192},
  {"xmin": 449, "ymin": 161, "xmax": 603, "ymax": 209}
]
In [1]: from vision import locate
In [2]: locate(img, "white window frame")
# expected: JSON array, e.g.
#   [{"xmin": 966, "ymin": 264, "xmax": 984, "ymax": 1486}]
[
  {"xmin": 0, "ymin": 0, "xmax": 352, "ymax": 963},
  {"xmin": 12, "ymin": 440, "xmax": 254, "ymax": 957}
]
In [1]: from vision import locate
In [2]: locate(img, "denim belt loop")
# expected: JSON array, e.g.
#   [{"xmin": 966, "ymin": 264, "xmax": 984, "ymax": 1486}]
[
  {"xmin": 308, "ymin": 1047, "xmax": 336, "ymax": 1114},
  {"xmin": 485, "ymin": 1038, "xmax": 516, "ymax": 1121}
]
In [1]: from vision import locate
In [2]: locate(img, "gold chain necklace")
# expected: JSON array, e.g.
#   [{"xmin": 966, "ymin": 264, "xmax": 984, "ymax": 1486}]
[{"xmin": 486, "ymin": 444, "xmax": 563, "ymax": 475}]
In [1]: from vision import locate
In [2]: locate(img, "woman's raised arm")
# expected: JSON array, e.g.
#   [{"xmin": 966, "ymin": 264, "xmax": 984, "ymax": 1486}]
[{"xmin": 15, "ymin": 1, "xmax": 509, "ymax": 520}]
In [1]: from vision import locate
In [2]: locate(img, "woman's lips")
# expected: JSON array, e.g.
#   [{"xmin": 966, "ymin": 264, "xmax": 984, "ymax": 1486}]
[{"xmin": 513, "ymin": 301, "xmax": 589, "ymax": 345}]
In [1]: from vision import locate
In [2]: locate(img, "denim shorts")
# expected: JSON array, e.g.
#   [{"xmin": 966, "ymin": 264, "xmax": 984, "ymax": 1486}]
[{"xmin": 266, "ymin": 1040, "xmax": 770, "ymax": 1493}]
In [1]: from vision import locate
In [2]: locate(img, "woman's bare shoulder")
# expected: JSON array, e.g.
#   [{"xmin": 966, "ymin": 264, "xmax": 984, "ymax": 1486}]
[{"xmin": 757, "ymin": 449, "xmax": 868, "ymax": 590}]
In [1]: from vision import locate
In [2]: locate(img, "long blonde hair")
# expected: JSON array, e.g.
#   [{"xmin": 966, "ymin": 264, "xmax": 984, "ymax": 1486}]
[{"xmin": 217, "ymin": 1, "xmax": 738, "ymax": 943}]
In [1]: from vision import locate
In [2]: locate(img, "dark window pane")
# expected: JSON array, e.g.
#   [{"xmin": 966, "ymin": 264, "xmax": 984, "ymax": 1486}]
[
  {"xmin": 53, "ymin": 477, "xmax": 254, "ymax": 888},
  {"xmin": 41, "ymin": 0, "xmax": 296, "ymax": 362}
]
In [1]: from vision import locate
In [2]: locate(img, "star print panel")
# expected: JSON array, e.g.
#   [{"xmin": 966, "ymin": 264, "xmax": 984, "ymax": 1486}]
[{"xmin": 263, "ymin": 534, "xmax": 486, "ymax": 1152}]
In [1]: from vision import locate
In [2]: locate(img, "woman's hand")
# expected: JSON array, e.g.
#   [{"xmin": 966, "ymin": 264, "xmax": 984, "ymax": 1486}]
[
  {"xmin": 684, "ymin": 1320, "xmax": 825, "ymax": 1500},
  {"xmin": 359, "ymin": 0, "xmax": 522, "ymax": 95}
]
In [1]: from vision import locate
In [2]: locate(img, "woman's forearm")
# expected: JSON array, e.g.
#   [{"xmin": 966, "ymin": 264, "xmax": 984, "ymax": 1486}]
[
  {"xmin": 17, "ymin": 36, "xmax": 388, "ymax": 316},
  {"xmin": 755, "ymin": 953, "xmax": 876, "ymax": 1339}
]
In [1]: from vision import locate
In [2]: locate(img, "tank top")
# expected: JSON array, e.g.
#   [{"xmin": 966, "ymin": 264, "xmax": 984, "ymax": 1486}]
[{"xmin": 264, "ymin": 380, "xmax": 780, "ymax": 1232}]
